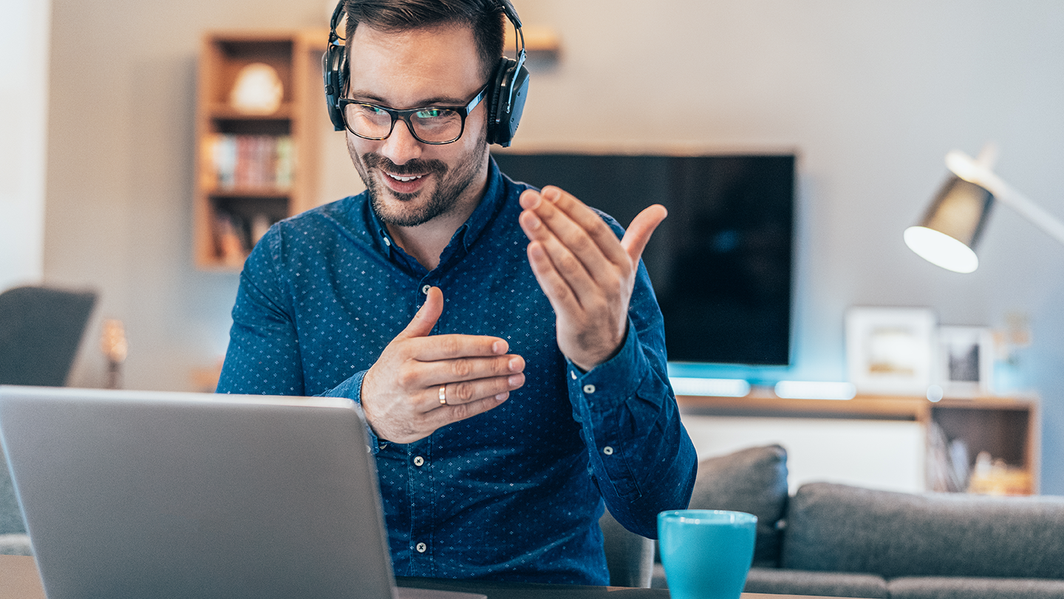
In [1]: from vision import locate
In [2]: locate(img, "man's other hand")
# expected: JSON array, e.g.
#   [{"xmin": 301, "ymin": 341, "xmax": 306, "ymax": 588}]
[
  {"xmin": 360, "ymin": 287, "xmax": 525, "ymax": 443},
  {"xmin": 519, "ymin": 186, "xmax": 666, "ymax": 372}
]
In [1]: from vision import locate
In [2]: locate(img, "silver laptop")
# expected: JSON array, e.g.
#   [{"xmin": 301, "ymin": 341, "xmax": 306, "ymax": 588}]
[{"xmin": 0, "ymin": 385, "xmax": 483, "ymax": 599}]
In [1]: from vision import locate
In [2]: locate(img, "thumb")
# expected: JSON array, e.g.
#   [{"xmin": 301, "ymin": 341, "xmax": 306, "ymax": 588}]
[
  {"xmin": 398, "ymin": 286, "xmax": 444, "ymax": 339},
  {"xmin": 621, "ymin": 204, "xmax": 667, "ymax": 264}
]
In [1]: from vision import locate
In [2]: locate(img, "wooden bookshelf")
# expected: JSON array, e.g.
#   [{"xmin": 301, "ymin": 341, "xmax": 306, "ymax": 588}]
[
  {"xmin": 191, "ymin": 26, "xmax": 561, "ymax": 269},
  {"xmin": 193, "ymin": 30, "xmax": 326, "ymax": 269},
  {"xmin": 677, "ymin": 391, "xmax": 1040, "ymax": 494}
]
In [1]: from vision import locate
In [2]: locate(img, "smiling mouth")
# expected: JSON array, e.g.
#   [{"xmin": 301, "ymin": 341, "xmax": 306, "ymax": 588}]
[{"xmin": 387, "ymin": 173, "xmax": 424, "ymax": 183}]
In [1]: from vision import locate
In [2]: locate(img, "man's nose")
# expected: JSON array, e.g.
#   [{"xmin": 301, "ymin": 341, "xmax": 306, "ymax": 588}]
[{"xmin": 378, "ymin": 119, "xmax": 424, "ymax": 166}]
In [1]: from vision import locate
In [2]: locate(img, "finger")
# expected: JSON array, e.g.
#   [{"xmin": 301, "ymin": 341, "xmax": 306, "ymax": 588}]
[
  {"xmin": 526, "ymin": 240, "xmax": 583, "ymax": 314},
  {"xmin": 621, "ymin": 204, "xmax": 667, "ymax": 264},
  {"xmin": 396, "ymin": 286, "xmax": 444, "ymax": 340},
  {"xmin": 521, "ymin": 191, "xmax": 629, "ymax": 311},
  {"xmin": 519, "ymin": 192, "xmax": 608, "ymax": 296},
  {"xmin": 434, "ymin": 371, "xmax": 525, "ymax": 408},
  {"xmin": 406, "ymin": 334, "xmax": 512, "ymax": 363},
  {"xmin": 419, "ymin": 352, "xmax": 525, "ymax": 388},
  {"xmin": 425, "ymin": 393, "xmax": 513, "ymax": 430},
  {"xmin": 525, "ymin": 187, "xmax": 631, "ymax": 269}
]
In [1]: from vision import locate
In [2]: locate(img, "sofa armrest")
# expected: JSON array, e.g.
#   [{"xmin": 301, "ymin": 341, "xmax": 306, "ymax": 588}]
[
  {"xmin": 600, "ymin": 509, "xmax": 654, "ymax": 587},
  {"xmin": 687, "ymin": 444, "xmax": 789, "ymax": 567}
]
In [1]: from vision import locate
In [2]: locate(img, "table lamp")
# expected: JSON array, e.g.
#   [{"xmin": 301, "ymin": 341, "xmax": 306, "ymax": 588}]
[{"xmin": 904, "ymin": 145, "xmax": 1064, "ymax": 273}]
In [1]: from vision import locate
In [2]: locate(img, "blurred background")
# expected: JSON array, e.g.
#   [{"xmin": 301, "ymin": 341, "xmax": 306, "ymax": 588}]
[{"xmin": 2, "ymin": 0, "xmax": 1062, "ymax": 493}]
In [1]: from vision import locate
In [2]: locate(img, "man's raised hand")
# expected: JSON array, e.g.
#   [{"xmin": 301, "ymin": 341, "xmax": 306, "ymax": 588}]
[{"xmin": 519, "ymin": 186, "xmax": 667, "ymax": 372}]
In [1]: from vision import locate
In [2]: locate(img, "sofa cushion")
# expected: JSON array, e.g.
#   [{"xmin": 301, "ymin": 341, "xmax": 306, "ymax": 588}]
[
  {"xmin": 782, "ymin": 482, "xmax": 1064, "ymax": 580},
  {"xmin": 744, "ymin": 567, "xmax": 888, "ymax": 598},
  {"xmin": 888, "ymin": 576, "xmax": 1064, "ymax": 599},
  {"xmin": 688, "ymin": 444, "xmax": 789, "ymax": 567},
  {"xmin": 1, "ymin": 446, "xmax": 27, "ymax": 535}
]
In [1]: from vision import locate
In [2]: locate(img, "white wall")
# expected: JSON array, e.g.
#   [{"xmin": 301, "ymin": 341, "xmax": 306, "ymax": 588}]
[
  {"xmin": 0, "ymin": 0, "xmax": 51, "ymax": 290},
  {"xmin": 40, "ymin": 0, "xmax": 1064, "ymax": 493},
  {"xmin": 684, "ymin": 415, "xmax": 926, "ymax": 493}
]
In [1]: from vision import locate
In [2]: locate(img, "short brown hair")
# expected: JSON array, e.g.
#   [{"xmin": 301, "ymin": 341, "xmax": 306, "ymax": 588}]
[{"xmin": 344, "ymin": 0, "xmax": 506, "ymax": 82}]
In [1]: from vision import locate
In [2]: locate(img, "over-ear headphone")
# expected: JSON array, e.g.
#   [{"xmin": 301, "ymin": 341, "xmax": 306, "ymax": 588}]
[{"xmin": 322, "ymin": 0, "xmax": 529, "ymax": 147}]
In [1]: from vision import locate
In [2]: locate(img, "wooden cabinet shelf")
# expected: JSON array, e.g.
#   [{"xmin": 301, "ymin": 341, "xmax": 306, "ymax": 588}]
[
  {"xmin": 677, "ymin": 392, "xmax": 1040, "ymax": 495},
  {"xmin": 193, "ymin": 31, "xmax": 324, "ymax": 269},
  {"xmin": 207, "ymin": 103, "xmax": 295, "ymax": 120},
  {"xmin": 207, "ymin": 188, "xmax": 292, "ymax": 198}
]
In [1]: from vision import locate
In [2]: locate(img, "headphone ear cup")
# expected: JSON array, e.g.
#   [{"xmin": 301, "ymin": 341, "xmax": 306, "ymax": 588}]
[
  {"xmin": 500, "ymin": 61, "xmax": 529, "ymax": 147},
  {"xmin": 322, "ymin": 44, "xmax": 347, "ymax": 131},
  {"xmin": 486, "ymin": 57, "xmax": 528, "ymax": 147},
  {"xmin": 486, "ymin": 57, "xmax": 512, "ymax": 146}
]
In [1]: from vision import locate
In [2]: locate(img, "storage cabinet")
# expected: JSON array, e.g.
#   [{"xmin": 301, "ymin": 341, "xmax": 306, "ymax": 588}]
[
  {"xmin": 677, "ymin": 392, "xmax": 1040, "ymax": 495},
  {"xmin": 193, "ymin": 31, "xmax": 325, "ymax": 269},
  {"xmin": 929, "ymin": 397, "xmax": 1038, "ymax": 495}
]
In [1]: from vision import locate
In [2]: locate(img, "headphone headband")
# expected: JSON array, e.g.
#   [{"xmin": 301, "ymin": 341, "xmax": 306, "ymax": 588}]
[{"xmin": 322, "ymin": 0, "xmax": 529, "ymax": 147}]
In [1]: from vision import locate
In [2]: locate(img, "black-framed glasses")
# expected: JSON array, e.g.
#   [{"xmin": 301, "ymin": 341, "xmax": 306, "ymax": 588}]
[{"xmin": 338, "ymin": 83, "xmax": 489, "ymax": 145}]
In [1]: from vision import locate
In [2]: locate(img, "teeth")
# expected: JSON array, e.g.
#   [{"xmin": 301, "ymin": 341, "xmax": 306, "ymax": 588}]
[{"xmin": 390, "ymin": 174, "xmax": 423, "ymax": 183}]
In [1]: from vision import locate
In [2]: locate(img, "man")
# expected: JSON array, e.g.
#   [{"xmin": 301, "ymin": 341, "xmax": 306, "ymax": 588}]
[{"xmin": 217, "ymin": 0, "xmax": 696, "ymax": 585}]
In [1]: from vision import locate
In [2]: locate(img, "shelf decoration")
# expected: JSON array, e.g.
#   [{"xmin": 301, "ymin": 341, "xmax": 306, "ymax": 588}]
[
  {"xmin": 846, "ymin": 306, "xmax": 937, "ymax": 395},
  {"xmin": 229, "ymin": 62, "xmax": 284, "ymax": 115},
  {"xmin": 936, "ymin": 326, "xmax": 994, "ymax": 398}
]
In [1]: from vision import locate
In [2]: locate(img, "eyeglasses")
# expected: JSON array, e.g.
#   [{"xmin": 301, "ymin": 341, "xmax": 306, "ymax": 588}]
[{"xmin": 338, "ymin": 84, "xmax": 489, "ymax": 145}]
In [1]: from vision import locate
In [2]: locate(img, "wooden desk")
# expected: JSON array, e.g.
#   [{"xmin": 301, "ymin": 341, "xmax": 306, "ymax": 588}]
[
  {"xmin": 0, "ymin": 555, "xmax": 860, "ymax": 599},
  {"xmin": 0, "ymin": 556, "xmax": 44, "ymax": 599}
]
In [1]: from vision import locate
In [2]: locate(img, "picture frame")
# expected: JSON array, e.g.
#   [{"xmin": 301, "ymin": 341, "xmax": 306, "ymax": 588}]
[
  {"xmin": 846, "ymin": 307, "xmax": 937, "ymax": 395},
  {"xmin": 936, "ymin": 326, "xmax": 994, "ymax": 398}
]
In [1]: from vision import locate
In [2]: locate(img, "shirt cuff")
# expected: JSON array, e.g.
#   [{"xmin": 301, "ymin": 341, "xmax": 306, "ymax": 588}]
[
  {"xmin": 320, "ymin": 369, "xmax": 386, "ymax": 454},
  {"xmin": 565, "ymin": 318, "xmax": 651, "ymax": 411}
]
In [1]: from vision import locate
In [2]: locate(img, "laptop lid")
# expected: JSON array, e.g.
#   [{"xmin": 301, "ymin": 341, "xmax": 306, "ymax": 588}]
[{"xmin": 0, "ymin": 385, "xmax": 481, "ymax": 599}]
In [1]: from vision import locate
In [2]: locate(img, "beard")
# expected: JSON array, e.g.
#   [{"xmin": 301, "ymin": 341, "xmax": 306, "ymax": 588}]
[{"xmin": 348, "ymin": 131, "xmax": 488, "ymax": 228}]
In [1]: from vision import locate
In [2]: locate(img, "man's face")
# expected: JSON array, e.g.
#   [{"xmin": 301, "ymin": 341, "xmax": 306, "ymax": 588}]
[{"xmin": 345, "ymin": 23, "xmax": 491, "ymax": 228}]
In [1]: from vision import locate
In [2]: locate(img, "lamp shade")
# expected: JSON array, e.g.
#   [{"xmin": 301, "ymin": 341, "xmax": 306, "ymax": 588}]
[{"xmin": 904, "ymin": 175, "xmax": 994, "ymax": 273}]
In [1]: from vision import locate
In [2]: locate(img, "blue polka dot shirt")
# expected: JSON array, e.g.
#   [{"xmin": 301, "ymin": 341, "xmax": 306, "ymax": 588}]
[{"xmin": 217, "ymin": 158, "xmax": 697, "ymax": 585}]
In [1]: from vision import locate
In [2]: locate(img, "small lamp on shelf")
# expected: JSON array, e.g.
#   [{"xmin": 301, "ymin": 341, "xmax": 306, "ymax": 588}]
[
  {"xmin": 229, "ymin": 62, "xmax": 284, "ymax": 115},
  {"xmin": 904, "ymin": 144, "xmax": 1064, "ymax": 273},
  {"xmin": 100, "ymin": 319, "xmax": 128, "ymax": 390}
]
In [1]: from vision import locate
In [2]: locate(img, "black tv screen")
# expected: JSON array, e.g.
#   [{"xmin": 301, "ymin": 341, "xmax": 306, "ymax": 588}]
[{"xmin": 492, "ymin": 151, "xmax": 795, "ymax": 366}]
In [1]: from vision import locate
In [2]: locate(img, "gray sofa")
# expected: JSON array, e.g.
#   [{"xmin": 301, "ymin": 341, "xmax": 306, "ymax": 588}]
[{"xmin": 645, "ymin": 444, "xmax": 1064, "ymax": 598}]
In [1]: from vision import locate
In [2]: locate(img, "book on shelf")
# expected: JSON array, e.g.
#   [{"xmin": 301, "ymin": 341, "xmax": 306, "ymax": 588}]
[
  {"xmin": 212, "ymin": 211, "xmax": 275, "ymax": 263},
  {"xmin": 213, "ymin": 212, "xmax": 248, "ymax": 266},
  {"xmin": 201, "ymin": 134, "xmax": 295, "ymax": 192}
]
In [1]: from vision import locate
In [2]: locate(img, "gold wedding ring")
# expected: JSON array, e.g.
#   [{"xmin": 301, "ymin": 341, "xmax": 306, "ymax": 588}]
[{"xmin": 439, "ymin": 385, "xmax": 447, "ymax": 405}]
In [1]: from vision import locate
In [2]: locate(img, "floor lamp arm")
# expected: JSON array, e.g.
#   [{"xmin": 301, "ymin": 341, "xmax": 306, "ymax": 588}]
[{"xmin": 946, "ymin": 150, "xmax": 1064, "ymax": 247}]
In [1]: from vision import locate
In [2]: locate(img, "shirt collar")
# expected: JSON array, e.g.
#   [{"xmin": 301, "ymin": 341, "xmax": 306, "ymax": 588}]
[{"xmin": 452, "ymin": 157, "xmax": 506, "ymax": 252}]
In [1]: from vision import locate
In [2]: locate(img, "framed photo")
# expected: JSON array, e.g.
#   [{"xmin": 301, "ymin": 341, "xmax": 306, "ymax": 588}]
[
  {"xmin": 936, "ymin": 326, "xmax": 994, "ymax": 398},
  {"xmin": 846, "ymin": 307, "xmax": 937, "ymax": 395}
]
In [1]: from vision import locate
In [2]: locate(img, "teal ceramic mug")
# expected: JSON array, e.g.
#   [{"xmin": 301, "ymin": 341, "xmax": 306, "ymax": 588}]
[{"xmin": 657, "ymin": 509, "xmax": 757, "ymax": 599}]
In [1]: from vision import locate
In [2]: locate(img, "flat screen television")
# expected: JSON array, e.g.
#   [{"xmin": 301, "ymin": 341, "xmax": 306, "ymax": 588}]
[{"xmin": 491, "ymin": 151, "xmax": 795, "ymax": 366}]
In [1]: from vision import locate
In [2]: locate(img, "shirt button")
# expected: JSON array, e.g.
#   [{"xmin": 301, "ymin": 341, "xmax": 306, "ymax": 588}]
[
  {"xmin": 383, "ymin": 237, "xmax": 392, "ymax": 247},
  {"xmin": 571, "ymin": 371, "xmax": 578, "ymax": 380},
  {"xmin": 603, "ymin": 446, "xmax": 614, "ymax": 456},
  {"xmin": 421, "ymin": 285, "xmax": 431, "ymax": 295},
  {"xmin": 416, "ymin": 542, "xmax": 427, "ymax": 553},
  {"xmin": 413, "ymin": 456, "xmax": 425, "ymax": 467},
  {"xmin": 583, "ymin": 384, "xmax": 596, "ymax": 394}
]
